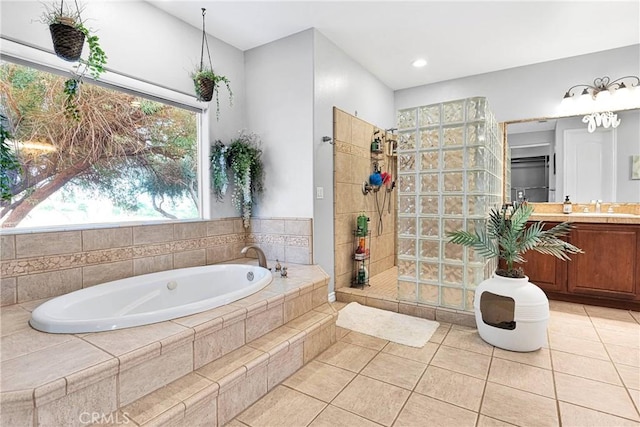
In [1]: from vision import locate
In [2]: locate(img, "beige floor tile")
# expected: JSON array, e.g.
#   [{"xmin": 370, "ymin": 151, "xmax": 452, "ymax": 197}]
[
  {"xmin": 382, "ymin": 341, "xmax": 439, "ymax": 364},
  {"xmin": 616, "ymin": 363, "xmax": 640, "ymax": 390},
  {"xmin": 360, "ymin": 352, "xmax": 426, "ymax": 390},
  {"xmin": 488, "ymin": 358, "xmax": 555, "ymax": 398},
  {"xmin": 308, "ymin": 405, "xmax": 380, "ymax": 427},
  {"xmin": 605, "ymin": 343, "xmax": 640, "ymax": 367},
  {"xmin": 430, "ymin": 345, "xmax": 491, "ymax": 379},
  {"xmin": 331, "ymin": 301, "xmax": 348, "ymax": 311},
  {"xmin": 554, "ymin": 372, "xmax": 639, "ymax": 421},
  {"xmin": 236, "ymin": 385, "xmax": 326, "ymax": 427},
  {"xmin": 414, "ymin": 366, "xmax": 485, "ymax": 411},
  {"xmin": 549, "ymin": 310, "xmax": 593, "ymax": 326},
  {"xmin": 283, "ymin": 360, "xmax": 356, "ymax": 403},
  {"xmin": 591, "ymin": 316, "xmax": 640, "ymax": 333},
  {"xmin": 481, "ymin": 382, "xmax": 558, "ymax": 426},
  {"xmin": 548, "ymin": 332, "xmax": 609, "ymax": 360},
  {"xmin": 225, "ymin": 420, "xmax": 250, "ymax": 427},
  {"xmin": 630, "ymin": 311, "xmax": 640, "ymax": 324},
  {"xmin": 629, "ymin": 388, "xmax": 640, "ymax": 413},
  {"xmin": 584, "ymin": 305, "xmax": 638, "ymax": 322},
  {"xmin": 339, "ymin": 331, "xmax": 389, "ymax": 350},
  {"xmin": 559, "ymin": 401, "xmax": 639, "ymax": 427},
  {"xmin": 315, "ymin": 342, "xmax": 378, "ymax": 373},
  {"xmin": 548, "ymin": 318, "xmax": 600, "ymax": 342},
  {"xmin": 394, "ymin": 393, "xmax": 477, "ymax": 427},
  {"xmin": 598, "ymin": 328, "xmax": 640, "ymax": 349},
  {"xmin": 492, "ymin": 346, "xmax": 551, "ymax": 370},
  {"xmin": 551, "ymin": 350, "xmax": 622, "ymax": 385},
  {"xmin": 332, "ymin": 376, "xmax": 410, "ymax": 426},
  {"xmin": 428, "ymin": 323, "xmax": 451, "ymax": 344},
  {"xmin": 441, "ymin": 328, "xmax": 494, "ymax": 356},
  {"xmin": 476, "ymin": 415, "xmax": 517, "ymax": 426},
  {"xmin": 549, "ymin": 300, "xmax": 588, "ymax": 315}
]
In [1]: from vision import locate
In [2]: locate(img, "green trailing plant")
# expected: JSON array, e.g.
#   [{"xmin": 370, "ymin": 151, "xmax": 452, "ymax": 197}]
[
  {"xmin": 41, "ymin": 1, "xmax": 108, "ymax": 120},
  {"xmin": 0, "ymin": 114, "xmax": 21, "ymax": 202},
  {"xmin": 447, "ymin": 203, "xmax": 583, "ymax": 278},
  {"xmin": 226, "ymin": 132, "xmax": 264, "ymax": 228},
  {"xmin": 210, "ymin": 140, "xmax": 228, "ymax": 201},
  {"xmin": 192, "ymin": 67, "xmax": 232, "ymax": 120}
]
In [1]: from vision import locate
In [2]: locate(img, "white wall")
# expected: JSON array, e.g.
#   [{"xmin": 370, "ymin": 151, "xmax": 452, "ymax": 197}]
[
  {"xmin": 0, "ymin": 0, "xmax": 245, "ymax": 219},
  {"xmin": 313, "ymin": 30, "xmax": 395, "ymax": 293},
  {"xmin": 395, "ymin": 45, "xmax": 640, "ymax": 123},
  {"xmin": 243, "ymin": 29, "xmax": 315, "ymax": 219}
]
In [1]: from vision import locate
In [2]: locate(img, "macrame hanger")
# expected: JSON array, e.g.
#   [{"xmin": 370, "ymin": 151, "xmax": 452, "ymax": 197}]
[
  {"xmin": 200, "ymin": 8, "xmax": 214, "ymax": 72},
  {"xmin": 59, "ymin": 0, "xmax": 82, "ymax": 21}
]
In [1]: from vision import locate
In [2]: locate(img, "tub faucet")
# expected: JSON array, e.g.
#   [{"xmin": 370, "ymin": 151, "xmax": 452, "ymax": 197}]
[{"xmin": 240, "ymin": 245, "xmax": 267, "ymax": 268}]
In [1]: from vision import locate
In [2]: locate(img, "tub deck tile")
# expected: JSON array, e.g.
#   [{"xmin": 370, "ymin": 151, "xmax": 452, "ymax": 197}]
[
  {"xmin": 1, "ymin": 338, "xmax": 112, "ymax": 392},
  {"xmin": 81, "ymin": 321, "xmax": 190, "ymax": 357},
  {"xmin": 172, "ymin": 303, "xmax": 240, "ymax": 330},
  {"xmin": 0, "ymin": 263, "xmax": 333, "ymax": 425}
]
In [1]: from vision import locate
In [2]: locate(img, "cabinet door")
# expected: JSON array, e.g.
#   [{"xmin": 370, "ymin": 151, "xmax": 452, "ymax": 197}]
[
  {"xmin": 516, "ymin": 222, "xmax": 566, "ymax": 293},
  {"xmin": 519, "ymin": 250, "xmax": 566, "ymax": 293},
  {"xmin": 567, "ymin": 225, "xmax": 639, "ymax": 299}
]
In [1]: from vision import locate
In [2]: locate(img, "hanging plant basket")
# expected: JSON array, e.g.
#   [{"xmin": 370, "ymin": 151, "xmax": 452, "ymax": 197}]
[
  {"xmin": 49, "ymin": 20, "xmax": 85, "ymax": 61},
  {"xmin": 191, "ymin": 8, "xmax": 232, "ymax": 119},
  {"xmin": 194, "ymin": 74, "xmax": 215, "ymax": 102}
]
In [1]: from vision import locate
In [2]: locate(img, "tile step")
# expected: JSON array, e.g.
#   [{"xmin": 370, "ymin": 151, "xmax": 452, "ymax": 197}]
[{"xmin": 105, "ymin": 305, "xmax": 338, "ymax": 426}]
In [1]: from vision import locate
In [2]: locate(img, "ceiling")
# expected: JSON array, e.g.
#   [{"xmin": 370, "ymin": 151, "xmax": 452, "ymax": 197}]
[{"xmin": 149, "ymin": 1, "xmax": 640, "ymax": 91}]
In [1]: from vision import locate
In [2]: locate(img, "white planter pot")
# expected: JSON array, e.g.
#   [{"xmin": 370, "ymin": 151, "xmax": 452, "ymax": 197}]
[{"xmin": 474, "ymin": 274, "xmax": 549, "ymax": 352}]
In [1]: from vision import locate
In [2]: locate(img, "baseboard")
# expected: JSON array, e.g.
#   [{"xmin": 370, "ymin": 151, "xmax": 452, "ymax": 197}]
[{"xmin": 328, "ymin": 292, "xmax": 336, "ymax": 303}]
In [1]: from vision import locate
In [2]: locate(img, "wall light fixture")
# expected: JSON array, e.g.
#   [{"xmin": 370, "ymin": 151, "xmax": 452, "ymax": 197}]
[{"xmin": 559, "ymin": 75, "xmax": 640, "ymax": 132}]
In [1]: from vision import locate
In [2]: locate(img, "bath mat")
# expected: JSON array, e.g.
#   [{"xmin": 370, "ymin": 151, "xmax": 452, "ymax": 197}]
[{"xmin": 336, "ymin": 302, "xmax": 440, "ymax": 348}]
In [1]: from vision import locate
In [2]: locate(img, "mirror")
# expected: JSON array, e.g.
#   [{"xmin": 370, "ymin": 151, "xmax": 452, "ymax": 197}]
[{"xmin": 505, "ymin": 109, "xmax": 640, "ymax": 203}]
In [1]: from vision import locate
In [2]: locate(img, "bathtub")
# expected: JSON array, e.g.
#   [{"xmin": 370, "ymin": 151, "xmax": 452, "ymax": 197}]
[{"xmin": 30, "ymin": 264, "xmax": 272, "ymax": 334}]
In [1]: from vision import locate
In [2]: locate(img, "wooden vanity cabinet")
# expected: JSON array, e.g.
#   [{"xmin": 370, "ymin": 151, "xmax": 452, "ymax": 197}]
[{"xmin": 519, "ymin": 222, "xmax": 640, "ymax": 310}]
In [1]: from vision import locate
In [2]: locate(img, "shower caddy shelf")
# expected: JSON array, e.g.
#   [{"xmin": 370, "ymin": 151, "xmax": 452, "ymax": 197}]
[{"xmin": 351, "ymin": 229, "xmax": 371, "ymax": 288}]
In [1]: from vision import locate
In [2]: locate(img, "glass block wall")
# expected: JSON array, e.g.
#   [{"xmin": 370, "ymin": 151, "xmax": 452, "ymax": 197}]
[{"xmin": 396, "ymin": 97, "xmax": 503, "ymax": 312}]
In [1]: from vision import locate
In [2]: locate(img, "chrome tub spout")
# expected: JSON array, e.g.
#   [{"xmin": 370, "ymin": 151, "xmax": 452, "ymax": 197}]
[{"xmin": 240, "ymin": 245, "xmax": 267, "ymax": 268}]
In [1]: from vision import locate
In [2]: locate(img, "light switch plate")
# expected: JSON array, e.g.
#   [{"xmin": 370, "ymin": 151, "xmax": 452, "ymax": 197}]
[{"xmin": 316, "ymin": 187, "xmax": 324, "ymax": 199}]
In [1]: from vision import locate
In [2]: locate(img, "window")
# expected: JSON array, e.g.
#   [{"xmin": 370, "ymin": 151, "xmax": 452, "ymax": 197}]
[{"xmin": 0, "ymin": 60, "xmax": 202, "ymax": 228}]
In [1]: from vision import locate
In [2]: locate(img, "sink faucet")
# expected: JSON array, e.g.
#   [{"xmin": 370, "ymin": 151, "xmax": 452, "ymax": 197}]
[
  {"xmin": 240, "ymin": 245, "xmax": 267, "ymax": 268},
  {"xmin": 596, "ymin": 200, "xmax": 602, "ymax": 213}
]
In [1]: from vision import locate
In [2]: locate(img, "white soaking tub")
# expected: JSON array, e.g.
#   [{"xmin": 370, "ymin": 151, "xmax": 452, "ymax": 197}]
[{"xmin": 30, "ymin": 264, "xmax": 272, "ymax": 334}]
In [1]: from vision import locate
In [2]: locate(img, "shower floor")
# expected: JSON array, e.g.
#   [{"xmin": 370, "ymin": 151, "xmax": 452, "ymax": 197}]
[{"xmin": 335, "ymin": 266, "xmax": 476, "ymax": 327}]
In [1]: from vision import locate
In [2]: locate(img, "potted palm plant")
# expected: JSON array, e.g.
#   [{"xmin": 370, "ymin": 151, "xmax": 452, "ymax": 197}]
[{"xmin": 447, "ymin": 203, "xmax": 582, "ymax": 351}]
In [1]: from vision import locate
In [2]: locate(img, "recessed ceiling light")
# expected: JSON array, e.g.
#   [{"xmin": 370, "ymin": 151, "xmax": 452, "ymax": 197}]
[{"xmin": 412, "ymin": 58, "xmax": 427, "ymax": 68}]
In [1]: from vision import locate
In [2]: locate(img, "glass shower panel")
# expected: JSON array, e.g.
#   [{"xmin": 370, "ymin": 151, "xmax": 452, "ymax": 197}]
[{"xmin": 396, "ymin": 97, "xmax": 503, "ymax": 312}]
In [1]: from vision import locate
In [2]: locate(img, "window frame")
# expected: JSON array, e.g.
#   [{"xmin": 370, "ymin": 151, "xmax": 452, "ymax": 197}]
[{"xmin": 0, "ymin": 37, "xmax": 211, "ymax": 230}]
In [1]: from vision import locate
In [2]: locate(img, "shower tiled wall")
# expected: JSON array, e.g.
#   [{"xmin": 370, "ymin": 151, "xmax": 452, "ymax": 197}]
[
  {"xmin": 396, "ymin": 97, "xmax": 502, "ymax": 312},
  {"xmin": 0, "ymin": 217, "xmax": 312, "ymax": 306},
  {"xmin": 333, "ymin": 108, "xmax": 397, "ymax": 289}
]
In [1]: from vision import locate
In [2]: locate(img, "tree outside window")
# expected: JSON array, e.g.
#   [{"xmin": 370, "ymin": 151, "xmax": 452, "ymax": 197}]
[{"xmin": 0, "ymin": 61, "xmax": 199, "ymax": 228}]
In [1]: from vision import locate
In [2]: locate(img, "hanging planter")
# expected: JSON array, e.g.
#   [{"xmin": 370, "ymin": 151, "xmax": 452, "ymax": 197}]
[
  {"xmin": 192, "ymin": 8, "xmax": 232, "ymax": 120},
  {"xmin": 49, "ymin": 16, "xmax": 85, "ymax": 61},
  {"xmin": 41, "ymin": 1, "xmax": 108, "ymax": 120}
]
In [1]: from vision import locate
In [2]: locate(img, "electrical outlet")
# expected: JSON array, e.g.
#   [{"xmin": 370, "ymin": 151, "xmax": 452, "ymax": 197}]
[{"xmin": 316, "ymin": 187, "xmax": 324, "ymax": 199}]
